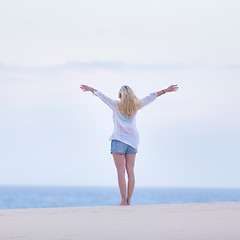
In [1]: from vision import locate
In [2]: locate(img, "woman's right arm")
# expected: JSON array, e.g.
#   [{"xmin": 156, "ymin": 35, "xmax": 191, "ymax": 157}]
[
  {"xmin": 140, "ymin": 84, "xmax": 179, "ymax": 109},
  {"xmin": 156, "ymin": 84, "xmax": 179, "ymax": 97},
  {"xmin": 80, "ymin": 85, "xmax": 115, "ymax": 110}
]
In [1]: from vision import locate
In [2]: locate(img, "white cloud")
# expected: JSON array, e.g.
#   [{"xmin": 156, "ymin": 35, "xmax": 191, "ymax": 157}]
[{"xmin": 0, "ymin": 0, "xmax": 239, "ymax": 66}]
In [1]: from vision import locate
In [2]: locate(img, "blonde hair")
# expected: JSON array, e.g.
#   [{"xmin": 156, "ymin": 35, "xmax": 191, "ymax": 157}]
[{"xmin": 117, "ymin": 85, "xmax": 142, "ymax": 119}]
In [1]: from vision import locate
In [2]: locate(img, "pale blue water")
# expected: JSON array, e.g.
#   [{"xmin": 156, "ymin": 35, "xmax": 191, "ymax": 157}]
[{"xmin": 0, "ymin": 186, "xmax": 239, "ymax": 209}]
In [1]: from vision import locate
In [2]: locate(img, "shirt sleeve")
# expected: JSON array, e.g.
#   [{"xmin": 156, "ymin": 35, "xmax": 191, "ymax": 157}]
[
  {"xmin": 93, "ymin": 90, "xmax": 116, "ymax": 110},
  {"xmin": 140, "ymin": 92, "xmax": 158, "ymax": 109}
]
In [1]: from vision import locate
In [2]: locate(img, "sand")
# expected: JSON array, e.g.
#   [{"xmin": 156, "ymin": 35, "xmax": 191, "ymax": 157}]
[{"xmin": 0, "ymin": 202, "xmax": 240, "ymax": 240}]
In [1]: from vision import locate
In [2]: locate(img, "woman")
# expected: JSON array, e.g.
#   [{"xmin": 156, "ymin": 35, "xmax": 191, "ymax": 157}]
[{"xmin": 80, "ymin": 84, "xmax": 179, "ymax": 206}]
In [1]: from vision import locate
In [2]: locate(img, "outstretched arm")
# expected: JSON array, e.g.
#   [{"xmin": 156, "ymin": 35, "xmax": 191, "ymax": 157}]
[
  {"xmin": 156, "ymin": 84, "xmax": 179, "ymax": 97},
  {"xmin": 80, "ymin": 84, "xmax": 115, "ymax": 110},
  {"xmin": 80, "ymin": 85, "xmax": 97, "ymax": 93},
  {"xmin": 140, "ymin": 84, "xmax": 179, "ymax": 109}
]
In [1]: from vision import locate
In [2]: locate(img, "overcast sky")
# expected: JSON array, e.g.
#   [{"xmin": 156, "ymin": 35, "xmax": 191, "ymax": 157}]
[{"xmin": 0, "ymin": 0, "xmax": 239, "ymax": 188}]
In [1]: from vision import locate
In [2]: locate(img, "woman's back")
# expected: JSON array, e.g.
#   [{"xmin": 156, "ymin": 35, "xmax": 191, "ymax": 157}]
[
  {"xmin": 117, "ymin": 85, "xmax": 142, "ymax": 119},
  {"xmin": 92, "ymin": 88, "xmax": 158, "ymax": 149}
]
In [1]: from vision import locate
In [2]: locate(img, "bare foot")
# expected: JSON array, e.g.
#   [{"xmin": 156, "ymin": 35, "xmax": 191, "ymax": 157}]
[{"xmin": 119, "ymin": 200, "xmax": 127, "ymax": 206}]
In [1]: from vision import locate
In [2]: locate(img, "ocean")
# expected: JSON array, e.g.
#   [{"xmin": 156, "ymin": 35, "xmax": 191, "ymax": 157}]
[{"xmin": 0, "ymin": 186, "xmax": 239, "ymax": 209}]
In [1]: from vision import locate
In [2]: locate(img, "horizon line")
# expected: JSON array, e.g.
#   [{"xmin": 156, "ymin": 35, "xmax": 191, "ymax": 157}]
[{"xmin": 0, "ymin": 184, "xmax": 239, "ymax": 189}]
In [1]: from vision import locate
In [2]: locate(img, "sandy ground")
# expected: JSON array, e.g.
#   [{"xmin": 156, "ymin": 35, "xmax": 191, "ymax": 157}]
[{"xmin": 0, "ymin": 202, "xmax": 240, "ymax": 240}]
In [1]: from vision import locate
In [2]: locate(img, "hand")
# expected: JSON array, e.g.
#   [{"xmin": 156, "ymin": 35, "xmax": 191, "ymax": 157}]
[
  {"xmin": 80, "ymin": 85, "xmax": 96, "ymax": 93},
  {"xmin": 165, "ymin": 84, "xmax": 179, "ymax": 93}
]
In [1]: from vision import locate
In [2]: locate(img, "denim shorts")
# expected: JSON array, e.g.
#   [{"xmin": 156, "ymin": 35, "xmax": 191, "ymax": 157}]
[{"xmin": 111, "ymin": 139, "xmax": 138, "ymax": 155}]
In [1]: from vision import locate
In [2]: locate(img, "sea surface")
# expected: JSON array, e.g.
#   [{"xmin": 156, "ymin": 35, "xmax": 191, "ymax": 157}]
[{"xmin": 0, "ymin": 186, "xmax": 240, "ymax": 209}]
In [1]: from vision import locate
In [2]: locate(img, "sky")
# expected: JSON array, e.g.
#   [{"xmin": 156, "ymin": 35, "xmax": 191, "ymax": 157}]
[{"xmin": 0, "ymin": 0, "xmax": 240, "ymax": 188}]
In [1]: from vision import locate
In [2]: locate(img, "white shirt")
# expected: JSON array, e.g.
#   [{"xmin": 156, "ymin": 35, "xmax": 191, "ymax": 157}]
[{"xmin": 93, "ymin": 90, "xmax": 158, "ymax": 149}]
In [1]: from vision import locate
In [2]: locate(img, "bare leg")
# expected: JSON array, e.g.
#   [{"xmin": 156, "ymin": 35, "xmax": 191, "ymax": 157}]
[
  {"xmin": 125, "ymin": 153, "xmax": 136, "ymax": 205},
  {"xmin": 112, "ymin": 153, "xmax": 127, "ymax": 205}
]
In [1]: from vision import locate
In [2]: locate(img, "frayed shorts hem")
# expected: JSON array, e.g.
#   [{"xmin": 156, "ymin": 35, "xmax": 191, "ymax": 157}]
[{"xmin": 110, "ymin": 139, "xmax": 138, "ymax": 155}]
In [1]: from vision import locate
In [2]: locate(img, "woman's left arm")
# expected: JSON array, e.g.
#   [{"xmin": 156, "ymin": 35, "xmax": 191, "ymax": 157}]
[
  {"xmin": 80, "ymin": 85, "xmax": 97, "ymax": 93},
  {"xmin": 80, "ymin": 85, "xmax": 115, "ymax": 110}
]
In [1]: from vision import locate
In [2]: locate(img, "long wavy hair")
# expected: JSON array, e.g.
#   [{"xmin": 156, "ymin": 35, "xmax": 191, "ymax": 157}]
[{"xmin": 117, "ymin": 85, "xmax": 142, "ymax": 119}]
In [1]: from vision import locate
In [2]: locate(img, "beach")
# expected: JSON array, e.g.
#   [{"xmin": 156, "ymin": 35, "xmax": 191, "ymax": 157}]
[{"xmin": 0, "ymin": 202, "xmax": 240, "ymax": 240}]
